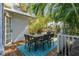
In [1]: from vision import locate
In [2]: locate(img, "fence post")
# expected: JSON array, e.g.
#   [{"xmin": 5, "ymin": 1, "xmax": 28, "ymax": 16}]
[{"xmin": 57, "ymin": 34, "xmax": 60, "ymax": 54}]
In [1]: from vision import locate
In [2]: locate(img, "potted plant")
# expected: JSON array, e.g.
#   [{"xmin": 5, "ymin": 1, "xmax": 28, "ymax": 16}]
[{"xmin": 28, "ymin": 17, "xmax": 51, "ymax": 34}]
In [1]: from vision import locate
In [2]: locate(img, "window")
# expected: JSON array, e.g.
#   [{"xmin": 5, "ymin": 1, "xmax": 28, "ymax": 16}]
[{"xmin": 5, "ymin": 12, "xmax": 12, "ymax": 45}]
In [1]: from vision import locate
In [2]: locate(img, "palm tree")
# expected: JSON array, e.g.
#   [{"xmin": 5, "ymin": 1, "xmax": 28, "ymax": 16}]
[{"xmin": 52, "ymin": 3, "xmax": 79, "ymax": 35}]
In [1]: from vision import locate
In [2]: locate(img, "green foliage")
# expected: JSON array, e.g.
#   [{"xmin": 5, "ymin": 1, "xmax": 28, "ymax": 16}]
[
  {"xmin": 19, "ymin": 3, "xmax": 28, "ymax": 12},
  {"xmin": 29, "ymin": 3, "xmax": 47, "ymax": 17},
  {"xmin": 53, "ymin": 3, "xmax": 79, "ymax": 35},
  {"xmin": 28, "ymin": 3, "xmax": 79, "ymax": 35},
  {"xmin": 28, "ymin": 17, "xmax": 52, "ymax": 34}
]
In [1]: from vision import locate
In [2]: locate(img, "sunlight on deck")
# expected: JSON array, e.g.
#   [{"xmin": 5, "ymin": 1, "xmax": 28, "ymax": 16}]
[{"xmin": 5, "ymin": 38, "xmax": 57, "ymax": 56}]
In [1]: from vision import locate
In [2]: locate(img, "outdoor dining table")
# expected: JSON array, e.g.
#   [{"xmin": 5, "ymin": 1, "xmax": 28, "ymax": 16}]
[{"xmin": 24, "ymin": 33, "xmax": 54, "ymax": 51}]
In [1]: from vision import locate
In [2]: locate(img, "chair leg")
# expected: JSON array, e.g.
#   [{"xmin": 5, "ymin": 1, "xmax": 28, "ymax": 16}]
[
  {"xmin": 48, "ymin": 40, "xmax": 51, "ymax": 48},
  {"xmin": 28, "ymin": 43, "xmax": 30, "ymax": 52},
  {"xmin": 24, "ymin": 43, "xmax": 26, "ymax": 49},
  {"xmin": 52, "ymin": 39, "xmax": 54, "ymax": 46},
  {"xmin": 49, "ymin": 40, "xmax": 51, "ymax": 47},
  {"xmin": 28, "ymin": 43, "xmax": 31, "ymax": 52},
  {"xmin": 42, "ymin": 42, "xmax": 45, "ymax": 51},
  {"xmin": 34, "ymin": 42, "xmax": 37, "ymax": 51}
]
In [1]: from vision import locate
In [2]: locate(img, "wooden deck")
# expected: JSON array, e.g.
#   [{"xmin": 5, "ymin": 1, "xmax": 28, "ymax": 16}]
[{"xmin": 5, "ymin": 40, "xmax": 57, "ymax": 56}]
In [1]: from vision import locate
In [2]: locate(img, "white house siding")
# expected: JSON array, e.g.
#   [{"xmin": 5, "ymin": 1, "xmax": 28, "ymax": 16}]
[
  {"xmin": 0, "ymin": 4, "xmax": 4, "ymax": 55},
  {"xmin": 11, "ymin": 13, "xmax": 34, "ymax": 42}
]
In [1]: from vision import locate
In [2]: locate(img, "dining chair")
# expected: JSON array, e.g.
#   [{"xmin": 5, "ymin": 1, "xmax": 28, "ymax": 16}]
[
  {"xmin": 42, "ymin": 34, "xmax": 50, "ymax": 50},
  {"xmin": 43, "ymin": 33, "xmax": 54, "ymax": 48},
  {"xmin": 24, "ymin": 34, "xmax": 35, "ymax": 52},
  {"xmin": 24, "ymin": 34, "xmax": 29, "ymax": 49},
  {"xmin": 47, "ymin": 33, "xmax": 54, "ymax": 48},
  {"xmin": 50, "ymin": 33, "xmax": 54, "ymax": 46},
  {"xmin": 37, "ymin": 36, "xmax": 44, "ymax": 51},
  {"xmin": 32, "ymin": 36, "xmax": 38, "ymax": 51}
]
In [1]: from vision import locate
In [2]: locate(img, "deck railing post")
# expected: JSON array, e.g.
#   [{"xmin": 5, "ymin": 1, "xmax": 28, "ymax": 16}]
[
  {"xmin": 57, "ymin": 34, "xmax": 60, "ymax": 54},
  {"xmin": 64, "ymin": 36, "xmax": 67, "ymax": 56},
  {"xmin": 57, "ymin": 34, "xmax": 79, "ymax": 56}
]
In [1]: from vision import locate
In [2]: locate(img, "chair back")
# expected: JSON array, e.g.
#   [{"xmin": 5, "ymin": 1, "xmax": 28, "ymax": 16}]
[
  {"xmin": 43, "ymin": 34, "xmax": 49, "ymax": 40},
  {"xmin": 24, "ymin": 34, "xmax": 30, "ymax": 41},
  {"xmin": 50, "ymin": 33, "xmax": 54, "ymax": 38}
]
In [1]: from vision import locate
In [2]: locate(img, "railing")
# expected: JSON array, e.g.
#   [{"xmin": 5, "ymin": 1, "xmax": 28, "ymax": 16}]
[{"xmin": 57, "ymin": 34, "xmax": 79, "ymax": 56}]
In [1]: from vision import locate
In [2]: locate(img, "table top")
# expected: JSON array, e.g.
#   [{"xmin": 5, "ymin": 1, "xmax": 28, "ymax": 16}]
[{"xmin": 27, "ymin": 32, "xmax": 54, "ymax": 38}]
